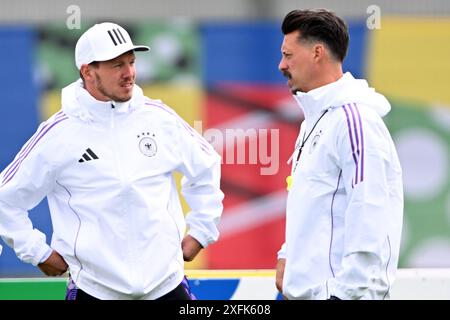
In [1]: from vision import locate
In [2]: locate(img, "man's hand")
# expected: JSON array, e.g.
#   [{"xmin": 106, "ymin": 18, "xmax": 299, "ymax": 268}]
[
  {"xmin": 182, "ymin": 235, "xmax": 203, "ymax": 262},
  {"xmin": 275, "ymin": 258, "xmax": 286, "ymax": 294},
  {"xmin": 38, "ymin": 250, "xmax": 68, "ymax": 276}
]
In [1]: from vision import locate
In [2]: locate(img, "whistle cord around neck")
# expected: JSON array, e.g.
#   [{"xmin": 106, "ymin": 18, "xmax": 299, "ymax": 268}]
[{"xmin": 293, "ymin": 108, "xmax": 329, "ymax": 171}]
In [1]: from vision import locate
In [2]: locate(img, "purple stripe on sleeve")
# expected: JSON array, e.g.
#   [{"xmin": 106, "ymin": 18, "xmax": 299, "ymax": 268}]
[
  {"xmin": 3, "ymin": 124, "xmax": 49, "ymax": 177},
  {"xmin": 178, "ymin": 121, "xmax": 212, "ymax": 155},
  {"xmin": 145, "ymin": 101, "xmax": 172, "ymax": 116},
  {"xmin": 342, "ymin": 105, "xmax": 358, "ymax": 186},
  {"xmin": 145, "ymin": 101, "xmax": 213, "ymax": 155},
  {"xmin": 3, "ymin": 112, "xmax": 66, "ymax": 178},
  {"xmin": 353, "ymin": 103, "xmax": 364, "ymax": 182},
  {"xmin": 1, "ymin": 116, "xmax": 68, "ymax": 186},
  {"xmin": 348, "ymin": 103, "xmax": 361, "ymax": 184},
  {"xmin": 348, "ymin": 104, "xmax": 360, "ymax": 157},
  {"xmin": 200, "ymin": 145, "xmax": 211, "ymax": 155},
  {"xmin": 3, "ymin": 118, "xmax": 58, "ymax": 183}
]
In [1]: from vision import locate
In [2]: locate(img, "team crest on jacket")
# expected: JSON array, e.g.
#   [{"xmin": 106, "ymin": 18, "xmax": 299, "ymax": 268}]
[
  {"xmin": 309, "ymin": 130, "xmax": 323, "ymax": 154},
  {"xmin": 137, "ymin": 132, "xmax": 157, "ymax": 157}
]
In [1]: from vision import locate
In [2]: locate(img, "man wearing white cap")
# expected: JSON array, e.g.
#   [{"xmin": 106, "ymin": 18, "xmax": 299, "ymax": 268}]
[{"xmin": 0, "ymin": 22, "xmax": 223, "ymax": 300}]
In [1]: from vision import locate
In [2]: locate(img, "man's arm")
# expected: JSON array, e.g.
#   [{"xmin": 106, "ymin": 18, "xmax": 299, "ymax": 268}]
[
  {"xmin": 182, "ymin": 235, "xmax": 203, "ymax": 262},
  {"xmin": 175, "ymin": 116, "xmax": 224, "ymax": 251},
  {"xmin": 276, "ymin": 243, "xmax": 287, "ymax": 298},
  {"xmin": 275, "ymin": 258, "xmax": 286, "ymax": 293},
  {"xmin": 0, "ymin": 119, "xmax": 63, "ymax": 267}
]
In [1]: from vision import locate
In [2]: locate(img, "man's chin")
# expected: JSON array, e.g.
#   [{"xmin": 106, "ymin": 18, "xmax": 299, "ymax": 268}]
[
  {"xmin": 286, "ymin": 81, "xmax": 298, "ymax": 94},
  {"xmin": 116, "ymin": 97, "xmax": 132, "ymax": 103},
  {"xmin": 288, "ymin": 85, "xmax": 299, "ymax": 94},
  {"xmin": 115, "ymin": 92, "xmax": 133, "ymax": 102},
  {"xmin": 109, "ymin": 95, "xmax": 131, "ymax": 103}
]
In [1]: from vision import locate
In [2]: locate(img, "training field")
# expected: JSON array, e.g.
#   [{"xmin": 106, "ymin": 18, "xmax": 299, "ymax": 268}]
[{"xmin": 0, "ymin": 269, "xmax": 449, "ymax": 300}]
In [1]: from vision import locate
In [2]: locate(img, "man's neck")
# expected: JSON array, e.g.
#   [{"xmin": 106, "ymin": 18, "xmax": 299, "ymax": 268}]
[
  {"xmin": 307, "ymin": 64, "xmax": 343, "ymax": 93},
  {"xmin": 83, "ymin": 81, "xmax": 110, "ymax": 102}
]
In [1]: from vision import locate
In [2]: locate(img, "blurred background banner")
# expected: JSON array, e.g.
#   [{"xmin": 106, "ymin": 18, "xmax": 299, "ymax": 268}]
[{"xmin": 1, "ymin": 0, "xmax": 450, "ymax": 277}]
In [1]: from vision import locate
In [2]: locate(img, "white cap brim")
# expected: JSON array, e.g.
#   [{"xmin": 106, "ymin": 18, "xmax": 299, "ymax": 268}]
[
  {"xmin": 75, "ymin": 22, "xmax": 151, "ymax": 69},
  {"xmin": 92, "ymin": 45, "xmax": 150, "ymax": 63}
]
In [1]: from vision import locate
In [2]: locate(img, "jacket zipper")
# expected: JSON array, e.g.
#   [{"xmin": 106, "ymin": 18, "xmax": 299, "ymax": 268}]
[
  {"xmin": 110, "ymin": 103, "xmax": 115, "ymax": 129},
  {"xmin": 110, "ymin": 103, "xmax": 140, "ymax": 294}
]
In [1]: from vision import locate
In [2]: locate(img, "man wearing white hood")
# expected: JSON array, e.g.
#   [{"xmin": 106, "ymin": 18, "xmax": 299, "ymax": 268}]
[
  {"xmin": 276, "ymin": 9, "xmax": 403, "ymax": 300},
  {"xmin": 0, "ymin": 22, "xmax": 223, "ymax": 300}
]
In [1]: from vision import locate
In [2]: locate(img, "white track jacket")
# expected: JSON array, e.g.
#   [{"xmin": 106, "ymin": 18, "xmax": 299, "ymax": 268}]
[
  {"xmin": 0, "ymin": 79, "xmax": 223, "ymax": 299},
  {"xmin": 278, "ymin": 72, "xmax": 403, "ymax": 300}
]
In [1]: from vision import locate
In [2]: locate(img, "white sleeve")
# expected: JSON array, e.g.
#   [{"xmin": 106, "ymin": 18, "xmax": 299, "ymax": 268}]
[
  {"xmin": 277, "ymin": 242, "xmax": 286, "ymax": 260},
  {"xmin": 175, "ymin": 118, "xmax": 224, "ymax": 248},
  {"xmin": 328, "ymin": 106, "xmax": 395, "ymax": 300},
  {"xmin": 0, "ymin": 123, "xmax": 57, "ymax": 266}
]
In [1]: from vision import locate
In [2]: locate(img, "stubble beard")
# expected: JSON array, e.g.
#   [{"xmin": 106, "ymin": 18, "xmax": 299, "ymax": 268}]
[
  {"xmin": 282, "ymin": 70, "xmax": 299, "ymax": 94},
  {"xmin": 95, "ymin": 73, "xmax": 132, "ymax": 103}
]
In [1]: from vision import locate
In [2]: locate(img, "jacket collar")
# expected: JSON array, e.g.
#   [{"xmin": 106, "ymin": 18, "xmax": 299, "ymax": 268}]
[
  {"xmin": 61, "ymin": 79, "xmax": 145, "ymax": 123},
  {"xmin": 293, "ymin": 72, "xmax": 354, "ymax": 120}
]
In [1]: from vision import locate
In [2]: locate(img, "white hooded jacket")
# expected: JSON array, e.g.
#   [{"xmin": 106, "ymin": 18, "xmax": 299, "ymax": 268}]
[
  {"xmin": 278, "ymin": 72, "xmax": 403, "ymax": 300},
  {"xmin": 0, "ymin": 79, "xmax": 223, "ymax": 299}
]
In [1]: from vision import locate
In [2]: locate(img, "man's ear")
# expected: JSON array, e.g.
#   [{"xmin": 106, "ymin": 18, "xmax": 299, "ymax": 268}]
[
  {"xmin": 312, "ymin": 43, "xmax": 326, "ymax": 62},
  {"xmin": 80, "ymin": 64, "xmax": 93, "ymax": 82}
]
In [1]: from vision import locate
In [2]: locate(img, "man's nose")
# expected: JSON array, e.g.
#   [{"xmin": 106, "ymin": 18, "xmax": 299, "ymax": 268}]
[
  {"xmin": 278, "ymin": 58, "xmax": 287, "ymax": 71},
  {"xmin": 123, "ymin": 64, "xmax": 134, "ymax": 78}
]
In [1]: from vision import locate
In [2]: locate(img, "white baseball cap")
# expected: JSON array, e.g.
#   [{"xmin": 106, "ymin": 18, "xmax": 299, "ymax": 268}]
[{"xmin": 75, "ymin": 22, "xmax": 150, "ymax": 69}]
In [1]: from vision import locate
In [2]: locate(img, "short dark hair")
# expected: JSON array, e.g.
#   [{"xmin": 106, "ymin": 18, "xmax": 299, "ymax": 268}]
[{"xmin": 281, "ymin": 9, "xmax": 349, "ymax": 62}]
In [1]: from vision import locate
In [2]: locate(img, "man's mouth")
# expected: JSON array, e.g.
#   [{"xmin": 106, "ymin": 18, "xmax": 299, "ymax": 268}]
[
  {"xmin": 121, "ymin": 82, "xmax": 133, "ymax": 88},
  {"xmin": 282, "ymin": 71, "xmax": 292, "ymax": 79}
]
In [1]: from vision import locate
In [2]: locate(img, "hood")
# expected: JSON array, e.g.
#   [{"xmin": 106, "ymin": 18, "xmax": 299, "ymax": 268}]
[
  {"xmin": 294, "ymin": 72, "xmax": 391, "ymax": 118},
  {"xmin": 334, "ymin": 73, "xmax": 391, "ymax": 117},
  {"xmin": 61, "ymin": 79, "xmax": 145, "ymax": 122}
]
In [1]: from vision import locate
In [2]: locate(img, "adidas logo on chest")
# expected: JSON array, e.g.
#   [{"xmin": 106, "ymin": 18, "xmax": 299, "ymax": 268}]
[{"xmin": 78, "ymin": 148, "xmax": 99, "ymax": 163}]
